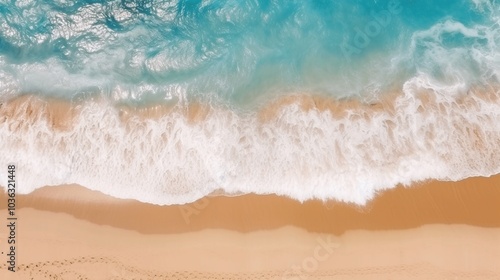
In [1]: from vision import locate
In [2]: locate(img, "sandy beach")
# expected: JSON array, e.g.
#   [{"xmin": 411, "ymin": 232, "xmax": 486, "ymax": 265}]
[{"xmin": 0, "ymin": 175, "xmax": 499, "ymax": 279}]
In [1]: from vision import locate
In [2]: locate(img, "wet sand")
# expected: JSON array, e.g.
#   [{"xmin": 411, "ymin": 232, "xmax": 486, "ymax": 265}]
[
  {"xmin": 4, "ymin": 175, "xmax": 500, "ymax": 234},
  {"xmin": 0, "ymin": 175, "xmax": 499, "ymax": 279}
]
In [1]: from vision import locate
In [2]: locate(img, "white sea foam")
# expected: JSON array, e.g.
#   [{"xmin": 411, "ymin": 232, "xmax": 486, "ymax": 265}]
[
  {"xmin": 1, "ymin": 81, "xmax": 499, "ymax": 205},
  {"xmin": 405, "ymin": 17, "xmax": 500, "ymax": 87}
]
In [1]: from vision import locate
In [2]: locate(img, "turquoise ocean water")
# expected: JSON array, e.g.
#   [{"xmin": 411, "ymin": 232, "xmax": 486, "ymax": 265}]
[
  {"xmin": 0, "ymin": 0, "xmax": 498, "ymax": 104},
  {"xmin": 0, "ymin": 0, "xmax": 499, "ymax": 205}
]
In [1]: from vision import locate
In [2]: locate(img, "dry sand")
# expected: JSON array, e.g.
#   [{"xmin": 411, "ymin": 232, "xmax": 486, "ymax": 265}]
[{"xmin": 0, "ymin": 176, "xmax": 499, "ymax": 279}]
